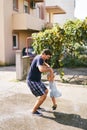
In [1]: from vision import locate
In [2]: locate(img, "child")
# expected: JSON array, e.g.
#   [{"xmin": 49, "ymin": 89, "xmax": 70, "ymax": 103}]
[{"xmin": 47, "ymin": 72, "xmax": 62, "ymax": 110}]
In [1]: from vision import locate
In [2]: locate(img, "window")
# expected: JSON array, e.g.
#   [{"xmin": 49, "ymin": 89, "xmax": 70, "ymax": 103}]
[
  {"xmin": 24, "ymin": 1, "xmax": 29, "ymax": 13},
  {"xmin": 30, "ymin": 0, "xmax": 36, "ymax": 9},
  {"xmin": 13, "ymin": 0, "xmax": 18, "ymax": 11},
  {"xmin": 13, "ymin": 34, "xmax": 18, "ymax": 49}
]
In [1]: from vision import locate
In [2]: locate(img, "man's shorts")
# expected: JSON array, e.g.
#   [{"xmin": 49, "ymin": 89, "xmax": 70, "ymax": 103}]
[{"xmin": 27, "ymin": 80, "xmax": 47, "ymax": 97}]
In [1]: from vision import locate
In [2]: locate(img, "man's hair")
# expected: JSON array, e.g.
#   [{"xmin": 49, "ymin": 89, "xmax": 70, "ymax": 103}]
[{"xmin": 42, "ymin": 49, "xmax": 52, "ymax": 56}]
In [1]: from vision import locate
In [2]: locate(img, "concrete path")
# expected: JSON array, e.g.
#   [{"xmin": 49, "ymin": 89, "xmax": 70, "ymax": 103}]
[{"xmin": 0, "ymin": 66, "xmax": 87, "ymax": 130}]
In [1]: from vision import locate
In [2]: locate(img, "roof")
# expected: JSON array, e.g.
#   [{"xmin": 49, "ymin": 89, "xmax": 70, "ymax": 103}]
[{"xmin": 46, "ymin": 5, "xmax": 66, "ymax": 14}]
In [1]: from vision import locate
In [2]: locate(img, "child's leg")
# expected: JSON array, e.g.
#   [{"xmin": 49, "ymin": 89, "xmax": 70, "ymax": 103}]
[
  {"xmin": 51, "ymin": 97, "xmax": 57, "ymax": 110},
  {"xmin": 51, "ymin": 97, "xmax": 56, "ymax": 106}
]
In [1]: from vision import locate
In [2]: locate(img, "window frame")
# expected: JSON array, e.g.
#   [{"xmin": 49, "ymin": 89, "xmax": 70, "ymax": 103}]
[
  {"xmin": 12, "ymin": 34, "xmax": 19, "ymax": 49},
  {"xmin": 24, "ymin": 0, "xmax": 29, "ymax": 13}
]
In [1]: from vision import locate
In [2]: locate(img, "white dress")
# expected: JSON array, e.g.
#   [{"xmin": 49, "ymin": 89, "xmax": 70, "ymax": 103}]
[{"xmin": 49, "ymin": 81, "xmax": 62, "ymax": 98}]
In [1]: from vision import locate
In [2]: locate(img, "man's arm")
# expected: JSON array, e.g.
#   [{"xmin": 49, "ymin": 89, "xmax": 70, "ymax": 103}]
[
  {"xmin": 44, "ymin": 62, "xmax": 50, "ymax": 67},
  {"xmin": 38, "ymin": 64, "xmax": 53, "ymax": 74}
]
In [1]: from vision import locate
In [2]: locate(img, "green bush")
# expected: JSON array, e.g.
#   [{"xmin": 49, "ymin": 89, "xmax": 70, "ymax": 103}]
[
  {"xmin": 32, "ymin": 24, "xmax": 65, "ymax": 68},
  {"xmin": 63, "ymin": 54, "xmax": 87, "ymax": 67},
  {"xmin": 32, "ymin": 18, "xmax": 87, "ymax": 68}
]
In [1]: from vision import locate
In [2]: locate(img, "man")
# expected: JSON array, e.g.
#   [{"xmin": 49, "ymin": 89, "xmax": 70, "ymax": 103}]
[
  {"xmin": 22, "ymin": 46, "xmax": 36, "ymax": 64},
  {"xmin": 27, "ymin": 49, "xmax": 53, "ymax": 116}
]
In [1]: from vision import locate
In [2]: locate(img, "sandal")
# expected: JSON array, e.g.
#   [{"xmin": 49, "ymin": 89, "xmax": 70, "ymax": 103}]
[{"xmin": 52, "ymin": 104, "xmax": 57, "ymax": 110}]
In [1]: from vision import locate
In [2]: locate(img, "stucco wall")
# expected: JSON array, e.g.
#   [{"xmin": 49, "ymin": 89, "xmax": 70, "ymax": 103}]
[
  {"xmin": 4, "ymin": 0, "xmax": 15, "ymax": 64},
  {"xmin": 0, "ymin": 0, "xmax": 15, "ymax": 65},
  {"xmin": 18, "ymin": 31, "xmax": 31, "ymax": 50},
  {"xmin": 0, "ymin": 0, "xmax": 6, "ymax": 65}
]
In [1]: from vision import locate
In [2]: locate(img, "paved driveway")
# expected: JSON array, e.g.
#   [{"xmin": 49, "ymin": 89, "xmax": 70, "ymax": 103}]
[{"xmin": 0, "ymin": 66, "xmax": 87, "ymax": 130}]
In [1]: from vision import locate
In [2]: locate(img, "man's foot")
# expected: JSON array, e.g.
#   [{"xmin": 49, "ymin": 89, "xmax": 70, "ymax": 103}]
[
  {"xmin": 32, "ymin": 110, "xmax": 43, "ymax": 116},
  {"xmin": 37, "ymin": 107, "xmax": 45, "ymax": 111},
  {"xmin": 52, "ymin": 104, "xmax": 57, "ymax": 110}
]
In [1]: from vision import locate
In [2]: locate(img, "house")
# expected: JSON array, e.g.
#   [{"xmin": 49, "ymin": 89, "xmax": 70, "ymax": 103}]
[
  {"xmin": 0, "ymin": 0, "xmax": 71, "ymax": 66},
  {"xmin": 46, "ymin": 0, "xmax": 75, "ymax": 25}
]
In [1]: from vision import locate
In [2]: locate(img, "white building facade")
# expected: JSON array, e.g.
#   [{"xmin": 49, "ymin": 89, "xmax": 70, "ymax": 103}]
[{"xmin": 46, "ymin": 0, "xmax": 75, "ymax": 25}]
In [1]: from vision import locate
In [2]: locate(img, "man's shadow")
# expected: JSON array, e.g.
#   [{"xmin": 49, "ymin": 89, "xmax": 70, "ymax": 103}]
[{"xmin": 42, "ymin": 111, "xmax": 87, "ymax": 130}]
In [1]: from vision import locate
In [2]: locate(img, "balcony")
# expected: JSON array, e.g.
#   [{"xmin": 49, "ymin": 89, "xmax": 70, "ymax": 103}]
[
  {"xmin": 46, "ymin": 5, "xmax": 66, "ymax": 23},
  {"xmin": 12, "ymin": 13, "xmax": 45, "ymax": 31}
]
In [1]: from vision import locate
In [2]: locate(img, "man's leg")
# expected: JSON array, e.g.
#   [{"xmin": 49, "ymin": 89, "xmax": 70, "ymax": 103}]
[{"xmin": 32, "ymin": 89, "xmax": 48, "ymax": 113}]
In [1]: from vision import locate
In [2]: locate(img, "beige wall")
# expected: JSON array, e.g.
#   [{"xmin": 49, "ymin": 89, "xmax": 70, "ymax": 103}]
[
  {"xmin": 0, "ymin": 0, "xmax": 6, "ymax": 65},
  {"xmin": 18, "ymin": 31, "xmax": 32, "ymax": 49},
  {"xmin": 19, "ymin": 0, "xmax": 24, "ymax": 13},
  {"xmin": 2, "ymin": 0, "xmax": 17, "ymax": 65},
  {"xmin": 0, "ymin": 0, "xmax": 13, "ymax": 64},
  {"xmin": 0, "ymin": 0, "xmax": 16, "ymax": 65}
]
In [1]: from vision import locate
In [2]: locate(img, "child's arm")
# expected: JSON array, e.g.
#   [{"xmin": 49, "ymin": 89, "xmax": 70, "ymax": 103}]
[
  {"xmin": 43, "ymin": 62, "xmax": 54, "ymax": 81},
  {"xmin": 47, "ymin": 72, "xmax": 55, "ymax": 81},
  {"xmin": 43, "ymin": 62, "xmax": 54, "ymax": 75}
]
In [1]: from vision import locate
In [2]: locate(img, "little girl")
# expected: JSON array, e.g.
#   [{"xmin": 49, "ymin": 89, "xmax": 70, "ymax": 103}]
[{"xmin": 47, "ymin": 72, "xmax": 62, "ymax": 110}]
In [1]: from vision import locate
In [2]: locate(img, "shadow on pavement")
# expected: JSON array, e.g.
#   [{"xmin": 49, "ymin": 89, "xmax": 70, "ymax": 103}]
[
  {"xmin": 0, "ymin": 66, "xmax": 16, "ymax": 72},
  {"xmin": 42, "ymin": 111, "xmax": 87, "ymax": 130}
]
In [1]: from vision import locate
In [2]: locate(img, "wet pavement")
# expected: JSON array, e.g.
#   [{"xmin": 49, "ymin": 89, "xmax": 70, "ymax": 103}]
[{"xmin": 0, "ymin": 66, "xmax": 87, "ymax": 130}]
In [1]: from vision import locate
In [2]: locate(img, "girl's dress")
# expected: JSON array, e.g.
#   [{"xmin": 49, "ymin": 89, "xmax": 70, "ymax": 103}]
[{"xmin": 49, "ymin": 81, "xmax": 62, "ymax": 98}]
